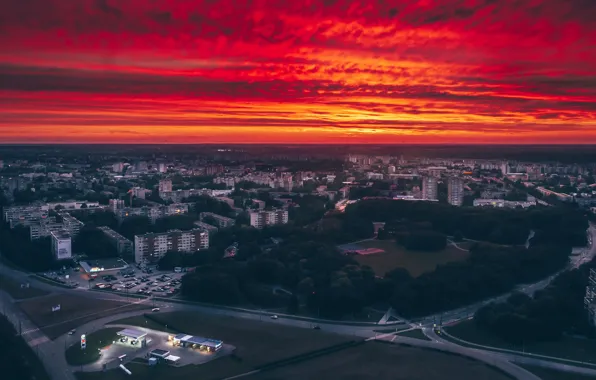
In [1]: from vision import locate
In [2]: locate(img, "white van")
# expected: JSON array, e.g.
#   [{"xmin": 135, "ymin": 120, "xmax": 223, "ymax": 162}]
[{"xmin": 174, "ymin": 267, "xmax": 182, "ymax": 273}]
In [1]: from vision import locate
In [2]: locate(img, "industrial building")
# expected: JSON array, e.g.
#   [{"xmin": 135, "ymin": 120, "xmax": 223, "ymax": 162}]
[
  {"xmin": 134, "ymin": 228, "xmax": 209, "ymax": 264},
  {"xmin": 249, "ymin": 208, "xmax": 289, "ymax": 229}
]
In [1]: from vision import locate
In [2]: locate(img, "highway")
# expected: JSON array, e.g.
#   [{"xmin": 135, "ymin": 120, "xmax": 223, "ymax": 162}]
[{"xmin": 1, "ymin": 224, "xmax": 595, "ymax": 380}]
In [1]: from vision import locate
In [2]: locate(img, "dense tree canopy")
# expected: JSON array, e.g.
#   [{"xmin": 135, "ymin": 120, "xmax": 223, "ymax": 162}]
[
  {"xmin": 72, "ymin": 226, "xmax": 119, "ymax": 258},
  {"xmin": 474, "ymin": 264, "xmax": 595, "ymax": 344}
]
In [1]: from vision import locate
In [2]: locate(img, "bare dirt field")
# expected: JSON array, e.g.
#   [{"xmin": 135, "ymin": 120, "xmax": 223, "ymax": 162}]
[{"xmin": 352, "ymin": 239, "xmax": 469, "ymax": 277}]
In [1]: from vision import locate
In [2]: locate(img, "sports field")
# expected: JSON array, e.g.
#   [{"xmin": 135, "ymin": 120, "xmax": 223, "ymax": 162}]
[{"xmin": 343, "ymin": 239, "xmax": 469, "ymax": 277}]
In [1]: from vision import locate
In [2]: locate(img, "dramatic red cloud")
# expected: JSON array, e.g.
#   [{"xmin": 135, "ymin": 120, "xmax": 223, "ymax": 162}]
[{"xmin": 0, "ymin": 0, "xmax": 595, "ymax": 143}]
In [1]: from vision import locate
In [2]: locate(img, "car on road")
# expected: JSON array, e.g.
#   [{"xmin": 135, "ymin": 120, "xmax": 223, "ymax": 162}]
[
  {"xmin": 270, "ymin": 315, "xmax": 279, "ymax": 319},
  {"xmin": 152, "ymin": 308, "xmax": 160, "ymax": 312},
  {"xmin": 68, "ymin": 329, "xmax": 76, "ymax": 335},
  {"xmin": 313, "ymin": 325, "xmax": 321, "ymax": 330}
]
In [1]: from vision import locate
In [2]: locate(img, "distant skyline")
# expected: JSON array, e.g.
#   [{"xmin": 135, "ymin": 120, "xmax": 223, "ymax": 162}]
[{"xmin": 0, "ymin": 0, "xmax": 594, "ymax": 144}]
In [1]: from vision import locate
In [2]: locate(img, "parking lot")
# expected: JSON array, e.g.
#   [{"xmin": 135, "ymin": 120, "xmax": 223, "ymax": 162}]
[{"xmin": 41, "ymin": 266, "xmax": 186, "ymax": 298}]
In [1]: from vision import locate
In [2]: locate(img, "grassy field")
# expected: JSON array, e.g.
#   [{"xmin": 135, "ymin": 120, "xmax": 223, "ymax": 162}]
[
  {"xmin": 397, "ymin": 329, "xmax": 431, "ymax": 341},
  {"xmin": 446, "ymin": 320, "xmax": 596, "ymax": 364},
  {"xmin": 65, "ymin": 328, "xmax": 121, "ymax": 365},
  {"xmin": 245, "ymin": 341, "xmax": 511, "ymax": 380},
  {"xmin": 518, "ymin": 365, "xmax": 596, "ymax": 380},
  {"xmin": 353, "ymin": 239, "xmax": 470, "ymax": 277},
  {"xmin": 0, "ymin": 274, "xmax": 50, "ymax": 300},
  {"xmin": 18, "ymin": 294, "xmax": 150, "ymax": 339},
  {"xmin": 97, "ymin": 311, "xmax": 352, "ymax": 380}
]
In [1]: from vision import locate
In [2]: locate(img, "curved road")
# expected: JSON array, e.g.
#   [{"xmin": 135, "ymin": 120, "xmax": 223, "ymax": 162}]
[{"xmin": 1, "ymin": 225, "xmax": 595, "ymax": 380}]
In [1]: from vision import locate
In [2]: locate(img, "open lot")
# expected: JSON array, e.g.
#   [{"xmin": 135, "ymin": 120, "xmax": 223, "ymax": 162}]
[
  {"xmin": 446, "ymin": 320, "xmax": 596, "ymax": 364},
  {"xmin": 348, "ymin": 239, "xmax": 470, "ymax": 277},
  {"xmin": 102, "ymin": 311, "xmax": 352, "ymax": 379},
  {"xmin": 0, "ymin": 274, "xmax": 50, "ymax": 300},
  {"xmin": 115, "ymin": 311, "xmax": 351, "ymax": 365},
  {"xmin": 246, "ymin": 341, "xmax": 511, "ymax": 380},
  {"xmin": 65, "ymin": 328, "xmax": 122, "ymax": 365},
  {"xmin": 18, "ymin": 293, "xmax": 151, "ymax": 339},
  {"xmin": 518, "ymin": 365, "xmax": 596, "ymax": 380}
]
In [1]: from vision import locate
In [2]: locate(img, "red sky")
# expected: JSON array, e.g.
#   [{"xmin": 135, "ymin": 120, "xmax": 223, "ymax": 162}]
[{"xmin": 0, "ymin": 0, "xmax": 595, "ymax": 144}]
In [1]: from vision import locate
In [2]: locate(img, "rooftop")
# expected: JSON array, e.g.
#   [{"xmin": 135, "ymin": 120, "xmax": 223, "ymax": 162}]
[
  {"xmin": 80, "ymin": 258, "xmax": 129, "ymax": 273},
  {"xmin": 117, "ymin": 328, "xmax": 147, "ymax": 340}
]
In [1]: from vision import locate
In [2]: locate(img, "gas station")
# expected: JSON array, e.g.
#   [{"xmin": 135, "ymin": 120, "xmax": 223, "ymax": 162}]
[{"xmin": 116, "ymin": 328, "xmax": 148, "ymax": 348}]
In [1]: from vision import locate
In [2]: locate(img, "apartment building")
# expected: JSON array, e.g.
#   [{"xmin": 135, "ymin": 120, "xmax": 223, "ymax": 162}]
[
  {"xmin": 193, "ymin": 221, "xmax": 219, "ymax": 235},
  {"xmin": 421, "ymin": 176, "xmax": 439, "ymax": 201},
  {"xmin": 199, "ymin": 212, "xmax": 236, "ymax": 229},
  {"xmin": 3, "ymin": 204, "xmax": 50, "ymax": 228},
  {"xmin": 29, "ymin": 217, "xmax": 64, "ymax": 240},
  {"xmin": 249, "ymin": 209, "xmax": 289, "ymax": 229},
  {"xmin": 115, "ymin": 203, "xmax": 191, "ymax": 224},
  {"xmin": 158, "ymin": 179, "xmax": 173, "ymax": 194},
  {"xmin": 134, "ymin": 228, "xmax": 209, "ymax": 264},
  {"xmin": 159, "ymin": 189, "xmax": 207, "ymax": 202},
  {"xmin": 473, "ymin": 199, "xmax": 537, "ymax": 209},
  {"xmin": 109, "ymin": 198, "xmax": 125, "ymax": 212},
  {"xmin": 447, "ymin": 177, "xmax": 464, "ymax": 206},
  {"xmin": 98, "ymin": 226, "xmax": 133, "ymax": 255},
  {"xmin": 51, "ymin": 230, "xmax": 72, "ymax": 260},
  {"xmin": 59, "ymin": 212, "xmax": 84, "ymax": 237}
]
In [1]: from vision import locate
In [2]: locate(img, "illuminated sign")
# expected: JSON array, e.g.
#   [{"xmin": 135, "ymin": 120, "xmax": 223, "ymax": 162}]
[{"xmin": 81, "ymin": 334, "xmax": 87, "ymax": 349}]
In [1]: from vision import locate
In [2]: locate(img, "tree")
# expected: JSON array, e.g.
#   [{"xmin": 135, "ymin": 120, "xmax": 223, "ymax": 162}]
[
  {"xmin": 72, "ymin": 226, "xmax": 118, "ymax": 258},
  {"xmin": 181, "ymin": 271, "xmax": 243, "ymax": 304},
  {"xmin": 287, "ymin": 294, "xmax": 299, "ymax": 314},
  {"xmin": 118, "ymin": 216, "xmax": 152, "ymax": 239},
  {"xmin": 400, "ymin": 230, "xmax": 447, "ymax": 251}
]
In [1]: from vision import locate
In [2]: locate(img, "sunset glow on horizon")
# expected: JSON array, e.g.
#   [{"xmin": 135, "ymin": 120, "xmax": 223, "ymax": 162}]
[{"xmin": 1, "ymin": 0, "xmax": 595, "ymax": 144}]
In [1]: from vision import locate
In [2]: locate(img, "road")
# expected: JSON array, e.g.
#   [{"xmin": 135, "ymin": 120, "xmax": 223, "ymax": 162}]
[
  {"xmin": 1, "ymin": 224, "xmax": 595, "ymax": 380},
  {"xmin": 418, "ymin": 223, "xmax": 596, "ymax": 327},
  {"xmin": 424, "ymin": 327, "xmax": 596, "ymax": 378}
]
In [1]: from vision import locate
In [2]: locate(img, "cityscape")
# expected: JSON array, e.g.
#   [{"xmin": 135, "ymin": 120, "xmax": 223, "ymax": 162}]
[
  {"xmin": 1, "ymin": 145, "xmax": 596, "ymax": 380},
  {"xmin": 1, "ymin": 0, "xmax": 596, "ymax": 380}
]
